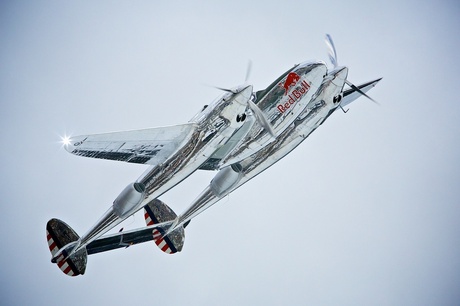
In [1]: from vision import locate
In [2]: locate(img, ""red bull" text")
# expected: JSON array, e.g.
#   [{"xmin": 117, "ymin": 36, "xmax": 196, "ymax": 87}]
[{"xmin": 277, "ymin": 79, "xmax": 311, "ymax": 114}]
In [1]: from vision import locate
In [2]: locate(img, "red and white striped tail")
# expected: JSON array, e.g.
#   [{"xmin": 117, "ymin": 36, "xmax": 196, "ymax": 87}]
[
  {"xmin": 47, "ymin": 230, "xmax": 59, "ymax": 257},
  {"xmin": 143, "ymin": 199, "xmax": 185, "ymax": 254},
  {"xmin": 47, "ymin": 230, "xmax": 77, "ymax": 276},
  {"xmin": 46, "ymin": 219, "xmax": 87, "ymax": 276}
]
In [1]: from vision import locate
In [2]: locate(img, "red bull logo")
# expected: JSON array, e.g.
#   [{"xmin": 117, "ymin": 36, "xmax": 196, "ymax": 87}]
[
  {"xmin": 280, "ymin": 72, "xmax": 301, "ymax": 95},
  {"xmin": 277, "ymin": 73, "xmax": 311, "ymax": 113}
]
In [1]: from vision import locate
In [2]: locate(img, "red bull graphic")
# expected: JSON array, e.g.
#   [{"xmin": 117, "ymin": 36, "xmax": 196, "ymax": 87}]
[
  {"xmin": 277, "ymin": 73, "xmax": 311, "ymax": 113},
  {"xmin": 280, "ymin": 72, "xmax": 301, "ymax": 95}
]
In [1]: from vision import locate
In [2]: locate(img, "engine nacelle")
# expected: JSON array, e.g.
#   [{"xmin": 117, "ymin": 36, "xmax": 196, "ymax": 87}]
[
  {"xmin": 210, "ymin": 163, "xmax": 244, "ymax": 197},
  {"xmin": 113, "ymin": 182, "xmax": 146, "ymax": 218}
]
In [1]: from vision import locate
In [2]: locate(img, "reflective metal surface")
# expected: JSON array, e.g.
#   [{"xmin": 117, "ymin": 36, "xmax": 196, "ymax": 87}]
[
  {"xmin": 48, "ymin": 33, "xmax": 383, "ymax": 276},
  {"xmin": 138, "ymin": 85, "xmax": 253, "ymax": 204},
  {"xmin": 74, "ymin": 85, "xmax": 254, "ymax": 251},
  {"xmin": 220, "ymin": 61, "xmax": 327, "ymax": 167},
  {"xmin": 174, "ymin": 67, "xmax": 349, "ymax": 229}
]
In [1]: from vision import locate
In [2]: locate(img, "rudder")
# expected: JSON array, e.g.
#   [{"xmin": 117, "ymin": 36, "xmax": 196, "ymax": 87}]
[
  {"xmin": 46, "ymin": 218, "xmax": 87, "ymax": 276},
  {"xmin": 143, "ymin": 199, "xmax": 186, "ymax": 254}
]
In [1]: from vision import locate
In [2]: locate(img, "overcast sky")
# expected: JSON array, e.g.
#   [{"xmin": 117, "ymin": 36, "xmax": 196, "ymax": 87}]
[{"xmin": 1, "ymin": 1, "xmax": 459, "ymax": 305}]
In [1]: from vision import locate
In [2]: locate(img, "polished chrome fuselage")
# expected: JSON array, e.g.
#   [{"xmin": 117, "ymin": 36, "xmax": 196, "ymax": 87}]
[
  {"xmin": 173, "ymin": 67, "xmax": 349, "ymax": 229},
  {"xmin": 219, "ymin": 61, "xmax": 327, "ymax": 167}
]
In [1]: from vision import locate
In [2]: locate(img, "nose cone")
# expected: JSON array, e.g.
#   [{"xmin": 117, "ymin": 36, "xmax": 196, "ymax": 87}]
[
  {"xmin": 233, "ymin": 84, "xmax": 253, "ymax": 107},
  {"xmin": 331, "ymin": 66, "xmax": 348, "ymax": 86},
  {"xmin": 239, "ymin": 84, "xmax": 253, "ymax": 100}
]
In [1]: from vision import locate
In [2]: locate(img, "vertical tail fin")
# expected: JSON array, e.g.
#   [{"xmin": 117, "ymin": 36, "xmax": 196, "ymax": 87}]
[
  {"xmin": 46, "ymin": 219, "xmax": 87, "ymax": 276},
  {"xmin": 143, "ymin": 199, "xmax": 186, "ymax": 254}
]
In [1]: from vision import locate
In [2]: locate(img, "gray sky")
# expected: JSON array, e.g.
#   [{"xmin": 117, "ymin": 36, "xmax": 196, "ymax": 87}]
[{"xmin": 1, "ymin": 1, "xmax": 459, "ymax": 305}]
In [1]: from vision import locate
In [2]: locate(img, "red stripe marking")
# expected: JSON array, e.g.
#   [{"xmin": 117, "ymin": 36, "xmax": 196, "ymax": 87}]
[
  {"xmin": 161, "ymin": 244, "xmax": 170, "ymax": 252},
  {"xmin": 147, "ymin": 221, "xmax": 154, "ymax": 226},
  {"xmin": 47, "ymin": 233, "xmax": 52, "ymax": 240},
  {"xmin": 63, "ymin": 264, "xmax": 72, "ymax": 275},
  {"xmin": 144, "ymin": 213, "xmax": 155, "ymax": 223},
  {"xmin": 49, "ymin": 242, "xmax": 57, "ymax": 251},
  {"xmin": 57, "ymin": 260, "xmax": 65, "ymax": 268}
]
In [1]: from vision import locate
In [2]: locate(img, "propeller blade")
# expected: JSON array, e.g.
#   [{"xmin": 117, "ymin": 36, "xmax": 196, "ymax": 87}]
[
  {"xmin": 345, "ymin": 80, "xmax": 379, "ymax": 105},
  {"xmin": 325, "ymin": 34, "xmax": 338, "ymax": 68},
  {"xmin": 248, "ymin": 100, "xmax": 276, "ymax": 138},
  {"xmin": 203, "ymin": 83, "xmax": 238, "ymax": 94},
  {"xmin": 205, "ymin": 60, "xmax": 253, "ymax": 94},
  {"xmin": 245, "ymin": 60, "xmax": 253, "ymax": 83},
  {"xmin": 214, "ymin": 86, "xmax": 237, "ymax": 94}
]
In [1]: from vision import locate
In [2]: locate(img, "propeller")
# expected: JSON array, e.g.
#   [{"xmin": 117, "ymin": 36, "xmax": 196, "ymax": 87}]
[
  {"xmin": 244, "ymin": 60, "xmax": 252, "ymax": 83},
  {"xmin": 210, "ymin": 60, "xmax": 276, "ymax": 138},
  {"xmin": 248, "ymin": 100, "xmax": 276, "ymax": 138},
  {"xmin": 325, "ymin": 34, "xmax": 378, "ymax": 105},
  {"xmin": 213, "ymin": 86, "xmax": 238, "ymax": 94},
  {"xmin": 325, "ymin": 34, "xmax": 338, "ymax": 68},
  {"xmin": 210, "ymin": 60, "xmax": 253, "ymax": 94}
]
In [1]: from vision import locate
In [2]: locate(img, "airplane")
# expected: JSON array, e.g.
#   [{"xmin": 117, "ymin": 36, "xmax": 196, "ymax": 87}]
[{"xmin": 46, "ymin": 35, "xmax": 381, "ymax": 276}]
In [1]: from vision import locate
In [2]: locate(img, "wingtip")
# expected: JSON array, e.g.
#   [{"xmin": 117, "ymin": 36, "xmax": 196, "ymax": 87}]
[
  {"xmin": 62, "ymin": 135, "xmax": 87, "ymax": 153},
  {"xmin": 370, "ymin": 78, "xmax": 383, "ymax": 89}
]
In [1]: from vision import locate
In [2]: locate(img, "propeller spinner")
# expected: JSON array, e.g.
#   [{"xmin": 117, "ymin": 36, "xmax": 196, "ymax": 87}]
[
  {"xmin": 325, "ymin": 34, "xmax": 379, "ymax": 105},
  {"xmin": 212, "ymin": 61, "xmax": 276, "ymax": 137}
]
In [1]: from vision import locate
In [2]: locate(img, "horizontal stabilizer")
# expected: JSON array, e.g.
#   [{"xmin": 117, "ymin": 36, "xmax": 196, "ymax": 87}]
[
  {"xmin": 64, "ymin": 123, "xmax": 196, "ymax": 166},
  {"xmin": 85, "ymin": 220, "xmax": 174, "ymax": 255},
  {"xmin": 46, "ymin": 219, "xmax": 87, "ymax": 276}
]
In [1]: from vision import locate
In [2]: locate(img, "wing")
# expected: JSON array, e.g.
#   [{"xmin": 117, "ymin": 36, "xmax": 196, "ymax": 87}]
[
  {"xmin": 65, "ymin": 123, "xmax": 196, "ymax": 165},
  {"xmin": 341, "ymin": 78, "xmax": 382, "ymax": 107}
]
